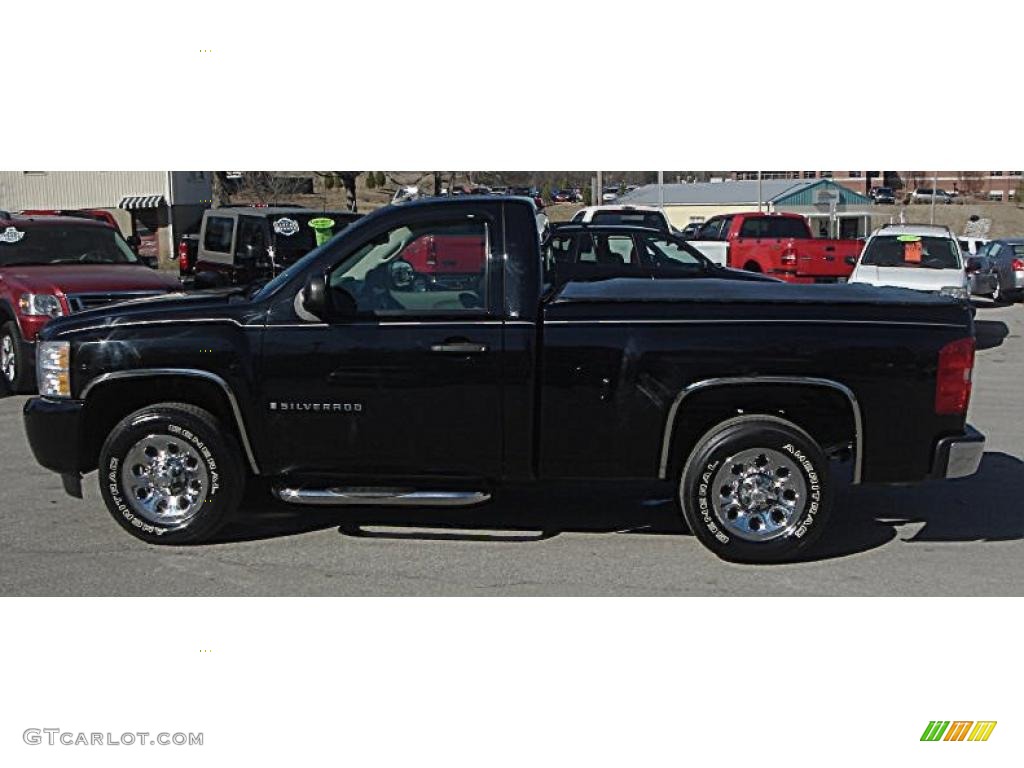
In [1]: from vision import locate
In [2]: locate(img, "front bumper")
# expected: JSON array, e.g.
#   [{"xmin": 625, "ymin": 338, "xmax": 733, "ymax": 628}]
[
  {"xmin": 930, "ymin": 425, "xmax": 985, "ymax": 479},
  {"xmin": 23, "ymin": 397, "xmax": 86, "ymax": 475}
]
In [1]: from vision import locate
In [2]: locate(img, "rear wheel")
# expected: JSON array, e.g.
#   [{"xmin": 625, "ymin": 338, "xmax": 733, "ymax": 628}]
[
  {"xmin": 0, "ymin": 321, "xmax": 32, "ymax": 394},
  {"xmin": 98, "ymin": 402, "xmax": 245, "ymax": 544},
  {"xmin": 678, "ymin": 415, "xmax": 832, "ymax": 563},
  {"xmin": 992, "ymin": 278, "xmax": 1023, "ymax": 305}
]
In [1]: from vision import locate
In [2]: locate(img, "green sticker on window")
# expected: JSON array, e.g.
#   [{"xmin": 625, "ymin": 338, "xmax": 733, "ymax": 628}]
[{"xmin": 896, "ymin": 234, "xmax": 922, "ymax": 242}]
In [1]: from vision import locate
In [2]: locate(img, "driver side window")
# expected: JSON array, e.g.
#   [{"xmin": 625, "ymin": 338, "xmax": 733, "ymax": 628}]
[{"xmin": 328, "ymin": 217, "xmax": 490, "ymax": 315}]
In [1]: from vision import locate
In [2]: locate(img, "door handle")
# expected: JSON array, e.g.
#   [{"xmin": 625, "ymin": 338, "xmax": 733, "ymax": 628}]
[{"xmin": 430, "ymin": 342, "xmax": 489, "ymax": 354}]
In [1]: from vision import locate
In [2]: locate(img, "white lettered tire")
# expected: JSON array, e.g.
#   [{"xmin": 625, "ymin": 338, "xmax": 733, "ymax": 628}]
[
  {"xmin": 98, "ymin": 402, "xmax": 245, "ymax": 544},
  {"xmin": 679, "ymin": 415, "xmax": 832, "ymax": 563}
]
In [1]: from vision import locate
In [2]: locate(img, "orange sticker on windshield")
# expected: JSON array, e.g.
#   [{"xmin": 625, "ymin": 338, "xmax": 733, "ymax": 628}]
[{"xmin": 905, "ymin": 241, "xmax": 923, "ymax": 263}]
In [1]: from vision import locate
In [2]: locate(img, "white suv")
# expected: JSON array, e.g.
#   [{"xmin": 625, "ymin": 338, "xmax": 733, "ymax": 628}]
[{"xmin": 849, "ymin": 224, "xmax": 969, "ymax": 301}]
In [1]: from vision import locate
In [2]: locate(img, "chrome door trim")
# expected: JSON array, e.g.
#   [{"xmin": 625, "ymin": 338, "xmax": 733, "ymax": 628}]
[
  {"xmin": 80, "ymin": 368, "xmax": 260, "ymax": 475},
  {"xmin": 658, "ymin": 376, "xmax": 863, "ymax": 483}
]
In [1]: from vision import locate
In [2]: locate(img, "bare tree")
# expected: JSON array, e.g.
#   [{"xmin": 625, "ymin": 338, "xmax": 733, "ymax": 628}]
[
  {"xmin": 211, "ymin": 172, "xmax": 232, "ymax": 207},
  {"xmin": 315, "ymin": 172, "xmax": 362, "ymax": 211},
  {"xmin": 209, "ymin": 172, "xmax": 314, "ymax": 206},
  {"xmin": 956, "ymin": 171, "xmax": 985, "ymax": 198}
]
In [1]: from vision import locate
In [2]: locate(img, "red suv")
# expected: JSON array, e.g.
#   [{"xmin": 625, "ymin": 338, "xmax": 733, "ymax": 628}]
[{"xmin": 0, "ymin": 213, "xmax": 182, "ymax": 393}]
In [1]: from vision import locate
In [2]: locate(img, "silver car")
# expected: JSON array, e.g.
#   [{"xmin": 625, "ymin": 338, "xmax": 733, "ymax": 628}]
[{"xmin": 976, "ymin": 239, "xmax": 1024, "ymax": 303}]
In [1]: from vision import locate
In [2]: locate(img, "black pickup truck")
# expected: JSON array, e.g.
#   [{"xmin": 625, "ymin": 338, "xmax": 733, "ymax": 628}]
[{"xmin": 22, "ymin": 196, "xmax": 984, "ymax": 562}]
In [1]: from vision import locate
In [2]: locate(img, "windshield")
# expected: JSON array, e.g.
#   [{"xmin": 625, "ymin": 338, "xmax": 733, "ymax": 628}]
[
  {"xmin": 860, "ymin": 235, "xmax": 961, "ymax": 269},
  {"xmin": 0, "ymin": 224, "xmax": 139, "ymax": 266}
]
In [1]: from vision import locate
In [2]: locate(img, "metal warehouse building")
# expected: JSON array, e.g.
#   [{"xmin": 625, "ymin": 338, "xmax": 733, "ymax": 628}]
[
  {"xmin": 0, "ymin": 171, "xmax": 212, "ymax": 261},
  {"xmin": 618, "ymin": 179, "xmax": 875, "ymax": 238}
]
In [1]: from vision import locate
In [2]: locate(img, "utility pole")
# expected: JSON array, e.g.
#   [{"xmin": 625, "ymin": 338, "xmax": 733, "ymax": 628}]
[
  {"xmin": 657, "ymin": 170, "xmax": 664, "ymax": 210},
  {"xmin": 757, "ymin": 170, "xmax": 763, "ymax": 213},
  {"xmin": 930, "ymin": 170, "xmax": 937, "ymax": 225},
  {"xmin": 596, "ymin": 170, "xmax": 603, "ymax": 206}
]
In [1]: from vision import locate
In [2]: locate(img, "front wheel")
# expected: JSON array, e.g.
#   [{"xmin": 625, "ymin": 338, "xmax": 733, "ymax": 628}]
[
  {"xmin": 1, "ymin": 321, "xmax": 33, "ymax": 394},
  {"xmin": 98, "ymin": 402, "xmax": 245, "ymax": 544},
  {"xmin": 679, "ymin": 415, "xmax": 832, "ymax": 563}
]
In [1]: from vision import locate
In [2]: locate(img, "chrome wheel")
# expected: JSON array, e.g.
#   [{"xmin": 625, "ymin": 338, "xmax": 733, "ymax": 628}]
[
  {"xmin": 1, "ymin": 333, "xmax": 15, "ymax": 383},
  {"xmin": 711, "ymin": 447, "xmax": 807, "ymax": 542},
  {"xmin": 120, "ymin": 434, "xmax": 208, "ymax": 526}
]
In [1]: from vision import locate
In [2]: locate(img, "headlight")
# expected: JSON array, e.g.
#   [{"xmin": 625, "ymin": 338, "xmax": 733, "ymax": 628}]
[
  {"xmin": 37, "ymin": 341, "xmax": 71, "ymax": 398},
  {"xmin": 939, "ymin": 286, "xmax": 969, "ymax": 301},
  {"xmin": 19, "ymin": 293, "xmax": 64, "ymax": 318}
]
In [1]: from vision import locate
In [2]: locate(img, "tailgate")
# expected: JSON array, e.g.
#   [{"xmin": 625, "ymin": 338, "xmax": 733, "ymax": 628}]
[{"xmin": 791, "ymin": 239, "xmax": 860, "ymax": 280}]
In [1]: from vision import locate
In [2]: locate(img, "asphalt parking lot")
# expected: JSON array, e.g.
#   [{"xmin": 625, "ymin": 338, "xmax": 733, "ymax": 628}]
[{"xmin": 1, "ymin": 300, "xmax": 1022, "ymax": 596}]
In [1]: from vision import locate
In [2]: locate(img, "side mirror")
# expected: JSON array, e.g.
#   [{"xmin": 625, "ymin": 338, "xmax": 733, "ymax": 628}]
[
  {"xmin": 300, "ymin": 274, "xmax": 358, "ymax": 321},
  {"xmin": 844, "ymin": 255, "xmax": 858, "ymax": 267},
  {"xmin": 300, "ymin": 273, "xmax": 329, "ymax": 320}
]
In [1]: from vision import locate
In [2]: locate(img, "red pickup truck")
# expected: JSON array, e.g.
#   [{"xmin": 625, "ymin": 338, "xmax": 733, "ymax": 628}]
[
  {"xmin": 689, "ymin": 212, "xmax": 861, "ymax": 283},
  {"xmin": 0, "ymin": 213, "xmax": 182, "ymax": 393}
]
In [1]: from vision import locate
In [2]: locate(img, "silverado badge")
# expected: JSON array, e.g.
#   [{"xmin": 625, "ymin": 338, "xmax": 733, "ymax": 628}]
[{"xmin": 269, "ymin": 401, "xmax": 363, "ymax": 413}]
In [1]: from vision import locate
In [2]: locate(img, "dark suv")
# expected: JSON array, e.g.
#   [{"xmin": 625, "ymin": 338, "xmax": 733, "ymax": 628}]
[{"xmin": 179, "ymin": 207, "xmax": 362, "ymax": 285}]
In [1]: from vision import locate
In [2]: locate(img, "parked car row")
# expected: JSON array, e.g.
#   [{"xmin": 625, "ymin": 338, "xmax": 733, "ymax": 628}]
[{"xmin": 20, "ymin": 195, "xmax": 985, "ymax": 564}]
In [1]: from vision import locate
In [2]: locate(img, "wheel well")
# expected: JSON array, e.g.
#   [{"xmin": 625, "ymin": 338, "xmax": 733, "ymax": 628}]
[
  {"xmin": 664, "ymin": 383, "xmax": 857, "ymax": 480},
  {"xmin": 743, "ymin": 260, "xmax": 762, "ymax": 272},
  {"xmin": 0, "ymin": 301, "xmax": 15, "ymax": 324},
  {"xmin": 80, "ymin": 376, "xmax": 245, "ymax": 474}
]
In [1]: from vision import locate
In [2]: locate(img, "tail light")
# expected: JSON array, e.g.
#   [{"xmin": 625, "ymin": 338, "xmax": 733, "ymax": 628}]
[
  {"xmin": 1011, "ymin": 258, "xmax": 1024, "ymax": 272},
  {"xmin": 177, "ymin": 240, "xmax": 190, "ymax": 272},
  {"xmin": 780, "ymin": 248, "xmax": 797, "ymax": 266},
  {"xmin": 935, "ymin": 337, "xmax": 975, "ymax": 415}
]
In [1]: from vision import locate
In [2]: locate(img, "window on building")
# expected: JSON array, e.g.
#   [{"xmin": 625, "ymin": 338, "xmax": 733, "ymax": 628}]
[
  {"xmin": 803, "ymin": 172, "xmax": 817, "ymax": 179},
  {"xmin": 820, "ymin": 171, "xmax": 833, "ymax": 178},
  {"xmin": 1009, "ymin": 171, "xmax": 1022, "ymax": 176},
  {"xmin": 991, "ymin": 171, "xmax": 1003, "ymax": 176},
  {"xmin": 849, "ymin": 171, "xmax": 862, "ymax": 178},
  {"xmin": 988, "ymin": 190, "xmax": 1004, "ymax": 201}
]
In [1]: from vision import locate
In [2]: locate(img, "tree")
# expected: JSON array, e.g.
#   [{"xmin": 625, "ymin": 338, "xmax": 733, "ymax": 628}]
[
  {"xmin": 227, "ymin": 172, "xmax": 312, "ymax": 205},
  {"xmin": 211, "ymin": 172, "xmax": 232, "ymax": 207},
  {"xmin": 376, "ymin": 171, "xmax": 387, "ymax": 188},
  {"xmin": 315, "ymin": 172, "xmax": 362, "ymax": 211},
  {"xmin": 366, "ymin": 173, "xmax": 377, "ymax": 190},
  {"xmin": 956, "ymin": 171, "xmax": 985, "ymax": 198}
]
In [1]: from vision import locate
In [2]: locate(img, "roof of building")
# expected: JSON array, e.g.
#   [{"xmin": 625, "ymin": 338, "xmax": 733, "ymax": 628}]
[{"xmin": 617, "ymin": 178, "xmax": 873, "ymax": 207}]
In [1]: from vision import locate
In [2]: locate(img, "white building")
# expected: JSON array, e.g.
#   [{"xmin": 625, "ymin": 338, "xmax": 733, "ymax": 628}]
[{"xmin": 0, "ymin": 171, "xmax": 212, "ymax": 259}]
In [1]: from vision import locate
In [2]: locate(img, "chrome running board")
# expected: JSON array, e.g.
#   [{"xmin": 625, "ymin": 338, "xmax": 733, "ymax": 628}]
[{"xmin": 273, "ymin": 486, "xmax": 491, "ymax": 507}]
